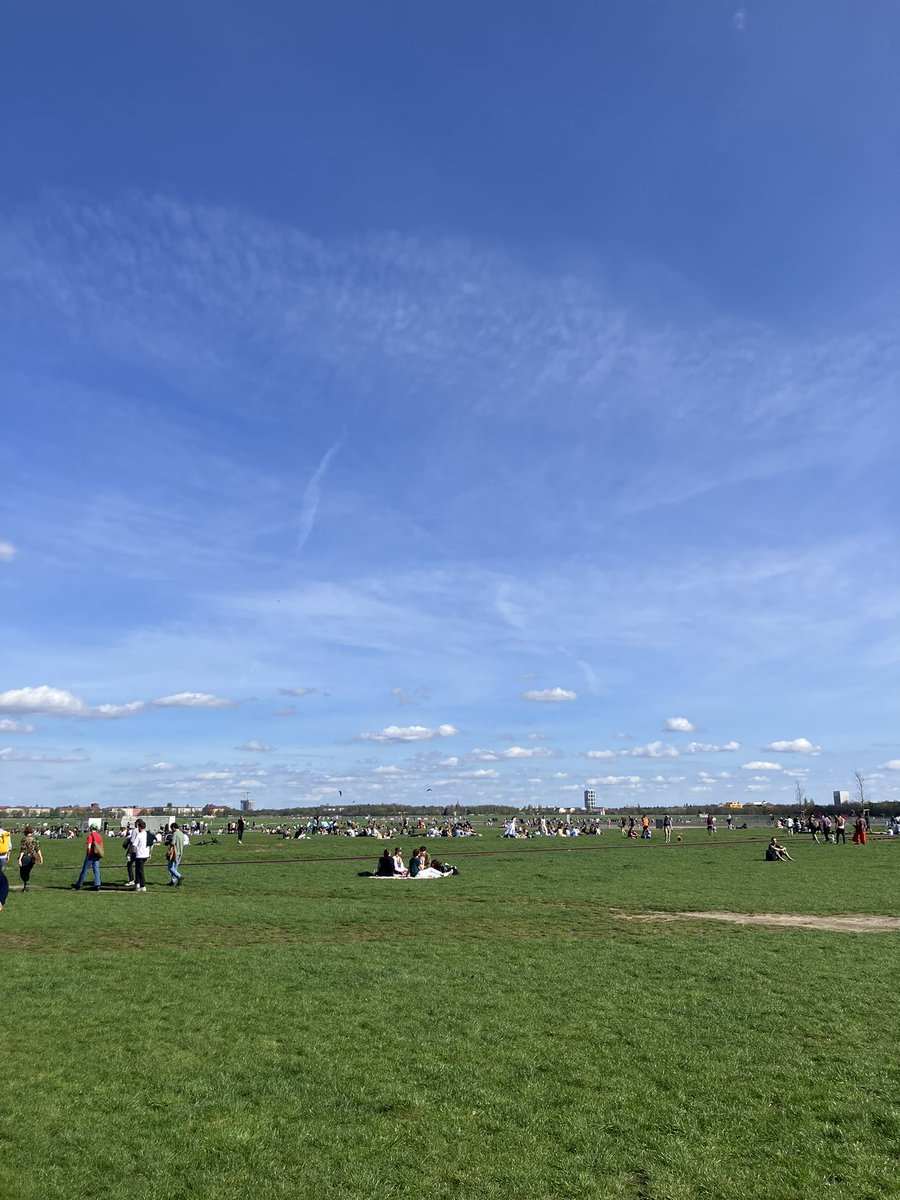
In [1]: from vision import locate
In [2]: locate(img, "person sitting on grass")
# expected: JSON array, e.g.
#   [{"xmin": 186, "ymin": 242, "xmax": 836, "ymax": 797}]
[
  {"xmin": 375, "ymin": 848, "xmax": 395, "ymax": 876},
  {"xmin": 765, "ymin": 837, "xmax": 793, "ymax": 862},
  {"xmin": 392, "ymin": 847, "xmax": 408, "ymax": 877},
  {"xmin": 409, "ymin": 848, "xmax": 422, "ymax": 877}
]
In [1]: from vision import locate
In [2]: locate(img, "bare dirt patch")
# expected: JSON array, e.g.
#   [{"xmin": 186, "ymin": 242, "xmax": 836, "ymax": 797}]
[{"xmin": 624, "ymin": 910, "xmax": 900, "ymax": 933}]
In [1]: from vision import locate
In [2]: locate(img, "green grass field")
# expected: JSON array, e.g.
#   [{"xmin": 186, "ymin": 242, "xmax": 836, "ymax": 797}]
[{"xmin": 2, "ymin": 829, "xmax": 899, "ymax": 1200}]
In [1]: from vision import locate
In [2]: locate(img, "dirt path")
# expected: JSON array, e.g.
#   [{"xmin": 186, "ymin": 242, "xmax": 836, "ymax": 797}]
[{"xmin": 626, "ymin": 910, "xmax": 900, "ymax": 933}]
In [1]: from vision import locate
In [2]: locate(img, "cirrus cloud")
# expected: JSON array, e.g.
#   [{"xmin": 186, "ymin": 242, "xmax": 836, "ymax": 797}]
[{"xmin": 152, "ymin": 692, "xmax": 235, "ymax": 708}]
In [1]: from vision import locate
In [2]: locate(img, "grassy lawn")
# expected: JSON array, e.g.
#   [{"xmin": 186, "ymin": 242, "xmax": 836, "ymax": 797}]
[{"xmin": 2, "ymin": 829, "xmax": 898, "ymax": 1200}]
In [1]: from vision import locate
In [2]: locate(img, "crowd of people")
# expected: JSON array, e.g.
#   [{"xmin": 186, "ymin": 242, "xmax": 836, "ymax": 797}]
[
  {"xmin": 0, "ymin": 804, "xmax": 894, "ymax": 910},
  {"xmin": 232, "ymin": 815, "xmax": 480, "ymax": 840},
  {"xmin": 772, "ymin": 812, "xmax": 873, "ymax": 844}
]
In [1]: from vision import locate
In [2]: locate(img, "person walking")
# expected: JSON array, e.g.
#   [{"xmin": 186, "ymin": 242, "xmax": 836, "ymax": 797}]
[
  {"xmin": 17, "ymin": 826, "xmax": 42, "ymax": 892},
  {"xmin": 72, "ymin": 826, "xmax": 104, "ymax": 890},
  {"xmin": 166, "ymin": 822, "xmax": 185, "ymax": 887},
  {"xmin": 0, "ymin": 824, "xmax": 11, "ymax": 912},
  {"xmin": 123, "ymin": 825, "xmax": 137, "ymax": 888},
  {"xmin": 852, "ymin": 814, "xmax": 867, "ymax": 846},
  {"xmin": 130, "ymin": 819, "xmax": 152, "ymax": 891},
  {"xmin": 663, "ymin": 813, "xmax": 673, "ymax": 844},
  {"xmin": 236, "ymin": 816, "xmax": 245, "ymax": 846},
  {"xmin": 835, "ymin": 813, "xmax": 847, "ymax": 844}
]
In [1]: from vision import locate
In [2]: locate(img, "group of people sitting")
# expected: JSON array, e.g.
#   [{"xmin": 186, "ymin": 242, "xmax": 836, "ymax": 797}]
[{"xmin": 373, "ymin": 846, "xmax": 457, "ymax": 878}]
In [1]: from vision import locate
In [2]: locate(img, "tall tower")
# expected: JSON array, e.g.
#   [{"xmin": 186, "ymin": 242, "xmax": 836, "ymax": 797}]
[{"xmin": 584, "ymin": 789, "xmax": 596, "ymax": 812}]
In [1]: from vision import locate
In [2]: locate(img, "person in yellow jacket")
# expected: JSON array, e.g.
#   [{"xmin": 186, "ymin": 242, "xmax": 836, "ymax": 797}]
[{"xmin": 0, "ymin": 825, "xmax": 11, "ymax": 911}]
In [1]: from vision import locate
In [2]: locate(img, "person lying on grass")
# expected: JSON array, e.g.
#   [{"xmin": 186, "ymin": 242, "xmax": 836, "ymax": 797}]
[{"xmin": 765, "ymin": 838, "xmax": 794, "ymax": 862}]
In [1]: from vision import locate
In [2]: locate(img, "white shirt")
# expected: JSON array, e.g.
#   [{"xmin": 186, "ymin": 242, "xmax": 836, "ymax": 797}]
[{"xmin": 130, "ymin": 829, "xmax": 151, "ymax": 859}]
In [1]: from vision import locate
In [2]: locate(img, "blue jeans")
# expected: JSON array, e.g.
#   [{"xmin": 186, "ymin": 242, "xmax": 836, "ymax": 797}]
[
  {"xmin": 76, "ymin": 856, "xmax": 101, "ymax": 887},
  {"xmin": 167, "ymin": 856, "xmax": 183, "ymax": 883},
  {"xmin": 0, "ymin": 857, "xmax": 9, "ymax": 906}
]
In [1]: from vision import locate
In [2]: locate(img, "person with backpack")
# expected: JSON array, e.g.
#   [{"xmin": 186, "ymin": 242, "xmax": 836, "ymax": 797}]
[
  {"xmin": 72, "ymin": 826, "xmax": 104, "ymax": 890},
  {"xmin": 0, "ymin": 824, "xmax": 11, "ymax": 911},
  {"xmin": 17, "ymin": 826, "xmax": 43, "ymax": 892}
]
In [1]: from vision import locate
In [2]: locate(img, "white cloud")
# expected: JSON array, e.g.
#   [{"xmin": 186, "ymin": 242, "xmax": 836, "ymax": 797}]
[
  {"xmin": 439, "ymin": 756, "xmax": 459, "ymax": 767},
  {"xmin": 0, "ymin": 685, "xmax": 88, "ymax": 716},
  {"xmin": 461, "ymin": 768, "xmax": 500, "ymax": 779},
  {"xmin": 664, "ymin": 716, "xmax": 695, "ymax": 733},
  {"xmin": 587, "ymin": 749, "xmax": 618, "ymax": 760},
  {"xmin": 140, "ymin": 762, "xmax": 178, "ymax": 772},
  {"xmin": 502, "ymin": 745, "xmax": 552, "ymax": 758},
  {"xmin": 742, "ymin": 761, "xmax": 783, "ymax": 771},
  {"xmin": 234, "ymin": 778, "xmax": 266, "ymax": 789},
  {"xmin": 152, "ymin": 692, "xmax": 235, "ymax": 708},
  {"xmin": 587, "ymin": 774, "xmax": 642, "ymax": 786},
  {"xmin": 0, "ymin": 541, "xmax": 16, "ymax": 562},
  {"xmin": 881, "ymin": 760, "xmax": 900, "ymax": 771},
  {"xmin": 628, "ymin": 741, "xmax": 680, "ymax": 759},
  {"xmin": 765, "ymin": 738, "xmax": 821, "ymax": 755},
  {"xmin": 471, "ymin": 748, "xmax": 499, "ymax": 761},
  {"xmin": 234, "ymin": 741, "xmax": 274, "ymax": 752},
  {"xmin": 94, "ymin": 701, "xmax": 146, "ymax": 720},
  {"xmin": 358, "ymin": 723, "xmax": 459, "ymax": 743},
  {"xmin": 280, "ymin": 688, "xmax": 314, "ymax": 697},
  {"xmin": 0, "ymin": 747, "xmax": 89, "ymax": 763},
  {"xmin": 373, "ymin": 765, "xmax": 402, "ymax": 775},
  {"xmin": 522, "ymin": 687, "xmax": 577, "ymax": 703},
  {"xmin": 0, "ymin": 718, "xmax": 36, "ymax": 733},
  {"xmin": 685, "ymin": 741, "xmax": 740, "ymax": 754}
]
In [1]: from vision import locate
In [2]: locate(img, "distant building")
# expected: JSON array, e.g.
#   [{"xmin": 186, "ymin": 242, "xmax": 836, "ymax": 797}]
[
  {"xmin": 584, "ymin": 789, "xmax": 596, "ymax": 812},
  {"xmin": 240, "ymin": 797, "xmax": 252, "ymax": 813},
  {"xmin": 833, "ymin": 790, "xmax": 850, "ymax": 808}
]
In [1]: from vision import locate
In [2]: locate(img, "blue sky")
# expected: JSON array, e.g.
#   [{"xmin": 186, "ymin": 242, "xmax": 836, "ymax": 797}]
[{"xmin": 2, "ymin": 1, "xmax": 899, "ymax": 811}]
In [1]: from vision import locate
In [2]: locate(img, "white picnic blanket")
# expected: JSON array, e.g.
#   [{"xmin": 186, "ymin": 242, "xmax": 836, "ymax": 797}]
[{"xmin": 371, "ymin": 868, "xmax": 452, "ymax": 880}]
